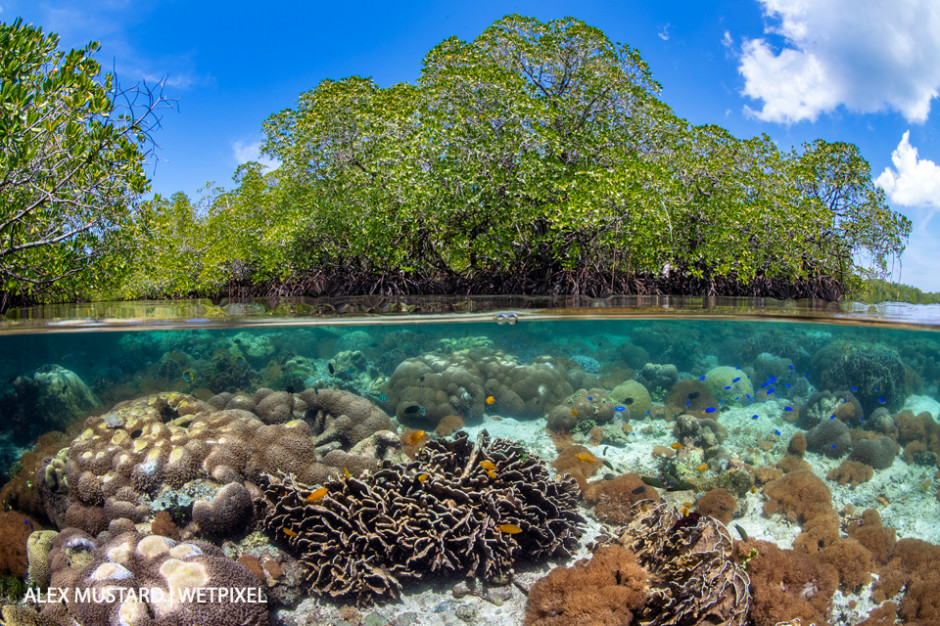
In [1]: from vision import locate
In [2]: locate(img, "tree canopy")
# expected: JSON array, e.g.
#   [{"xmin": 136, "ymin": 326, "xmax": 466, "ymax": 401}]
[
  {"xmin": 0, "ymin": 18, "xmax": 167, "ymax": 309},
  {"xmin": 3, "ymin": 15, "xmax": 912, "ymax": 305}
]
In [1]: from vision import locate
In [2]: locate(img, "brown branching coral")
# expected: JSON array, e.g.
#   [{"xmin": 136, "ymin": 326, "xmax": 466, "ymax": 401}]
[
  {"xmin": 604, "ymin": 500, "xmax": 751, "ymax": 626},
  {"xmin": 524, "ymin": 545, "xmax": 648, "ymax": 626},
  {"xmin": 261, "ymin": 431, "xmax": 584, "ymax": 606}
]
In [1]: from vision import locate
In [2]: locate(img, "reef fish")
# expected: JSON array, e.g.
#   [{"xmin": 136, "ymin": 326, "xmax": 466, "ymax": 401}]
[
  {"xmin": 305, "ymin": 487, "xmax": 329, "ymax": 503},
  {"xmin": 283, "ymin": 528, "xmax": 298, "ymax": 537},
  {"xmin": 671, "ymin": 443, "xmax": 683, "ymax": 450},
  {"xmin": 486, "ymin": 395, "xmax": 495, "ymax": 405},
  {"xmin": 181, "ymin": 370, "xmax": 194, "ymax": 383},
  {"xmin": 571, "ymin": 408, "xmax": 578, "ymax": 417},
  {"xmin": 696, "ymin": 463, "xmax": 709, "ymax": 472},
  {"xmin": 479, "ymin": 460, "xmax": 496, "ymax": 471},
  {"xmin": 403, "ymin": 405, "xmax": 426, "ymax": 415},
  {"xmin": 574, "ymin": 451, "xmax": 596, "ymax": 464},
  {"xmin": 497, "ymin": 523, "xmax": 522, "ymax": 534},
  {"xmin": 406, "ymin": 430, "xmax": 426, "ymax": 445},
  {"xmin": 417, "ymin": 473, "xmax": 429, "ymax": 483}
]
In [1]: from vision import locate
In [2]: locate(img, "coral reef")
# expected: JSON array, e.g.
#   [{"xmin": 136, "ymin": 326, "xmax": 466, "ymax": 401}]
[
  {"xmin": 826, "ymin": 460, "xmax": 874, "ymax": 487},
  {"xmin": 762, "ymin": 470, "xmax": 832, "ymax": 524},
  {"xmin": 583, "ymin": 473, "xmax": 659, "ymax": 525},
  {"xmin": 551, "ymin": 445, "xmax": 604, "ymax": 492},
  {"xmin": 664, "ymin": 379, "xmax": 717, "ymax": 420},
  {"xmin": 523, "ymin": 545, "xmax": 647, "ymax": 626},
  {"xmin": 797, "ymin": 390, "xmax": 864, "ymax": 429},
  {"xmin": 0, "ymin": 365, "xmax": 99, "ymax": 443},
  {"xmin": 703, "ymin": 366, "xmax": 753, "ymax": 405},
  {"xmin": 382, "ymin": 349, "xmax": 575, "ymax": 425},
  {"xmin": 608, "ymin": 380, "xmax": 652, "ymax": 420},
  {"xmin": 606, "ymin": 500, "xmax": 750, "ymax": 626},
  {"xmin": 811, "ymin": 344, "xmax": 906, "ymax": 414},
  {"xmin": 848, "ymin": 435, "xmax": 898, "ymax": 470},
  {"xmin": 546, "ymin": 388, "xmax": 616, "ymax": 432},
  {"xmin": 805, "ymin": 418, "xmax": 852, "ymax": 458},
  {"xmin": 0, "ymin": 512, "xmax": 41, "ymax": 578},
  {"xmin": 34, "ymin": 391, "xmax": 396, "ymax": 535},
  {"xmin": 634, "ymin": 363, "xmax": 678, "ymax": 397},
  {"xmin": 734, "ymin": 539, "xmax": 838, "ymax": 626},
  {"xmin": 261, "ymin": 431, "xmax": 584, "ymax": 605},
  {"xmin": 297, "ymin": 387, "xmax": 394, "ymax": 448},
  {"xmin": 31, "ymin": 528, "xmax": 268, "ymax": 625},
  {"xmin": 695, "ymin": 488, "xmax": 737, "ymax": 525}
]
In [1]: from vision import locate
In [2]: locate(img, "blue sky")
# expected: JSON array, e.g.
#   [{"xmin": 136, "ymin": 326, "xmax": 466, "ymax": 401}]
[{"xmin": 4, "ymin": 0, "xmax": 940, "ymax": 290}]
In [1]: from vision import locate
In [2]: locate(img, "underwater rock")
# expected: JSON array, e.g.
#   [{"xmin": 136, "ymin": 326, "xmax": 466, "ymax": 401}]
[{"xmin": 261, "ymin": 431, "xmax": 584, "ymax": 606}]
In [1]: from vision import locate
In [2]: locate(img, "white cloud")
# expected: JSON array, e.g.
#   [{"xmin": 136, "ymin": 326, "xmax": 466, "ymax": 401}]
[
  {"xmin": 875, "ymin": 131, "xmax": 940, "ymax": 209},
  {"xmin": 737, "ymin": 0, "xmax": 940, "ymax": 123},
  {"xmin": 657, "ymin": 23, "xmax": 670, "ymax": 41},
  {"xmin": 232, "ymin": 140, "xmax": 279, "ymax": 172}
]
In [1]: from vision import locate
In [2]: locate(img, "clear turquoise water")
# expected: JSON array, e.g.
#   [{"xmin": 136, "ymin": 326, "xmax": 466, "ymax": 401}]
[{"xmin": 2, "ymin": 298, "xmax": 939, "ymax": 624}]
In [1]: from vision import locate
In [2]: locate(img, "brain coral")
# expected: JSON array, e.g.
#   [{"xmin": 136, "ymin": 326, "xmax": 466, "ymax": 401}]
[
  {"xmin": 36, "ymin": 528, "xmax": 268, "ymax": 625},
  {"xmin": 261, "ymin": 431, "xmax": 584, "ymax": 605},
  {"xmin": 382, "ymin": 349, "xmax": 575, "ymax": 424},
  {"xmin": 38, "ymin": 391, "xmax": 397, "ymax": 535}
]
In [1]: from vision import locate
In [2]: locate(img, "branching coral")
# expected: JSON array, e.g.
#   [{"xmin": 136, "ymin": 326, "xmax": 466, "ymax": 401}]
[{"xmin": 261, "ymin": 431, "xmax": 584, "ymax": 605}]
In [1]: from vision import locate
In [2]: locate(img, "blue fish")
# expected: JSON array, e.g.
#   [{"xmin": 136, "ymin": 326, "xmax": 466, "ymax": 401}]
[
  {"xmin": 732, "ymin": 377, "xmax": 741, "ymax": 383},
  {"xmin": 788, "ymin": 365, "xmax": 794, "ymax": 370},
  {"xmin": 587, "ymin": 397, "xmax": 593, "ymax": 401},
  {"xmin": 752, "ymin": 415, "xmax": 759, "ymax": 419},
  {"xmin": 830, "ymin": 415, "xmax": 836, "ymax": 420},
  {"xmin": 768, "ymin": 376, "xmax": 777, "ymax": 382},
  {"xmin": 774, "ymin": 429, "xmax": 781, "ymax": 436},
  {"xmin": 852, "ymin": 386, "xmax": 857, "ymax": 391},
  {"xmin": 614, "ymin": 406, "xmax": 626, "ymax": 412},
  {"xmin": 784, "ymin": 406, "xmax": 793, "ymax": 412},
  {"xmin": 878, "ymin": 398, "xmax": 886, "ymax": 404},
  {"xmin": 378, "ymin": 394, "xmax": 389, "ymax": 402},
  {"xmin": 724, "ymin": 385, "xmax": 732, "ymax": 390},
  {"xmin": 699, "ymin": 376, "xmax": 706, "ymax": 381},
  {"xmin": 704, "ymin": 407, "xmax": 717, "ymax": 413},
  {"xmin": 766, "ymin": 389, "xmax": 774, "ymax": 394},
  {"xmin": 686, "ymin": 400, "xmax": 692, "ymax": 407}
]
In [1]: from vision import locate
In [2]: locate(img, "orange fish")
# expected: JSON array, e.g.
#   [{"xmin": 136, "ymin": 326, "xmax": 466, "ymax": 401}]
[
  {"xmin": 283, "ymin": 528, "xmax": 298, "ymax": 537},
  {"xmin": 671, "ymin": 443, "xmax": 683, "ymax": 450},
  {"xmin": 486, "ymin": 396, "xmax": 495, "ymax": 405},
  {"xmin": 750, "ymin": 487, "xmax": 758, "ymax": 494},
  {"xmin": 479, "ymin": 460, "xmax": 496, "ymax": 470},
  {"xmin": 305, "ymin": 487, "xmax": 328, "ymax": 503},
  {"xmin": 417, "ymin": 473, "xmax": 429, "ymax": 482},
  {"xmin": 406, "ymin": 430, "xmax": 426, "ymax": 445},
  {"xmin": 487, "ymin": 469, "xmax": 498, "ymax": 479},
  {"xmin": 343, "ymin": 467, "xmax": 351, "ymax": 479},
  {"xmin": 696, "ymin": 463, "xmax": 709, "ymax": 472},
  {"xmin": 574, "ymin": 451, "xmax": 596, "ymax": 464},
  {"xmin": 571, "ymin": 408, "xmax": 578, "ymax": 417},
  {"xmin": 683, "ymin": 501, "xmax": 693, "ymax": 509},
  {"xmin": 497, "ymin": 523, "xmax": 522, "ymax": 534},
  {"xmin": 679, "ymin": 508, "xmax": 688, "ymax": 516}
]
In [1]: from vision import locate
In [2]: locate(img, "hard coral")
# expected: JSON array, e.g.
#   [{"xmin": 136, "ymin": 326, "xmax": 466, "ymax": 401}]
[
  {"xmin": 523, "ymin": 545, "xmax": 647, "ymax": 626},
  {"xmin": 608, "ymin": 500, "xmax": 750, "ymax": 626},
  {"xmin": 192, "ymin": 482, "xmax": 254, "ymax": 538},
  {"xmin": 664, "ymin": 379, "xmax": 717, "ymax": 420},
  {"xmin": 38, "ymin": 528, "xmax": 268, "ymax": 625},
  {"xmin": 546, "ymin": 388, "xmax": 615, "ymax": 432},
  {"xmin": 695, "ymin": 488, "xmax": 737, "ymax": 525},
  {"xmin": 298, "ymin": 387, "xmax": 394, "ymax": 448},
  {"xmin": 261, "ymin": 431, "xmax": 584, "ymax": 606},
  {"xmin": 551, "ymin": 445, "xmax": 603, "ymax": 492},
  {"xmin": 826, "ymin": 460, "xmax": 874, "ymax": 487},
  {"xmin": 848, "ymin": 435, "xmax": 898, "ymax": 469},
  {"xmin": 0, "ymin": 512, "xmax": 41, "ymax": 578}
]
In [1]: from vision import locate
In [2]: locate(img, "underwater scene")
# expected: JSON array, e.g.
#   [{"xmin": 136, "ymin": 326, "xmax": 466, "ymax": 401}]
[{"xmin": 0, "ymin": 312, "xmax": 939, "ymax": 626}]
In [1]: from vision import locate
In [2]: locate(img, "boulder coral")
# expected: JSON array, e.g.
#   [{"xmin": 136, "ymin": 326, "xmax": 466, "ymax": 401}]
[
  {"xmin": 35, "ymin": 391, "xmax": 397, "ymax": 535},
  {"xmin": 703, "ymin": 366, "xmax": 753, "ymax": 405},
  {"xmin": 608, "ymin": 380, "xmax": 652, "ymax": 420},
  {"xmin": 31, "ymin": 528, "xmax": 268, "ymax": 625},
  {"xmin": 546, "ymin": 388, "xmax": 616, "ymax": 432},
  {"xmin": 382, "ymin": 349, "xmax": 575, "ymax": 425}
]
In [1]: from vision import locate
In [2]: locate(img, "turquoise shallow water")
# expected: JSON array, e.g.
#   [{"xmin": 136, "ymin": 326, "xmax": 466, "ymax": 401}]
[{"xmin": 1, "ymin": 298, "xmax": 938, "ymax": 625}]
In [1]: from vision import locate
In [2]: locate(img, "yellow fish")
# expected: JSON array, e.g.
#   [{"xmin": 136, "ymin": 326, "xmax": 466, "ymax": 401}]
[
  {"xmin": 497, "ymin": 523, "xmax": 522, "ymax": 534},
  {"xmin": 417, "ymin": 473, "xmax": 429, "ymax": 483},
  {"xmin": 574, "ymin": 451, "xmax": 596, "ymax": 464},
  {"xmin": 406, "ymin": 430, "xmax": 426, "ymax": 445},
  {"xmin": 181, "ymin": 369, "xmax": 194, "ymax": 383},
  {"xmin": 671, "ymin": 443, "xmax": 683, "ymax": 450},
  {"xmin": 305, "ymin": 487, "xmax": 328, "ymax": 503},
  {"xmin": 283, "ymin": 528, "xmax": 298, "ymax": 537},
  {"xmin": 696, "ymin": 463, "xmax": 709, "ymax": 472},
  {"xmin": 487, "ymin": 469, "xmax": 497, "ymax": 479},
  {"xmin": 486, "ymin": 396, "xmax": 495, "ymax": 405},
  {"xmin": 571, "ymin": 408, "xmax": 578, "ymax": 417},
  {"xmin": 479, "ymin": 460, "xmax": 496, "ymax": 471},
  {"xmin": 343, "ymin": 467, "xmax": 351, "ymax": 479}
]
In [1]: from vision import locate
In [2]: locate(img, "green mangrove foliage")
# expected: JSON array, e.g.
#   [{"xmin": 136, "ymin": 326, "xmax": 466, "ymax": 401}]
[
  {"xmin": 3, "ymin": 15, "xmax": 911, "ymax": 303},
  {"xmin": 131, "ymin": 14, "xmax": 903, "ymax": 298},
  {"xmin": 0, "ymin": 19, "xmax": 168, "ymax": 308}
]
